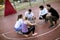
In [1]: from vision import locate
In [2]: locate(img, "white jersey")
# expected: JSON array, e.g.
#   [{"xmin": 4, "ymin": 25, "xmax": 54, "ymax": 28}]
[
  {"xmin": 14, "ymin": 19, "xmax": 24, "ymax": 29},
  {"xmin": 25, "ymin": 11, "xmax": 34, "ymax": 19},
  {"xmin": 39, "ymin": 8, "xmax": 48, "ymax": 17}
]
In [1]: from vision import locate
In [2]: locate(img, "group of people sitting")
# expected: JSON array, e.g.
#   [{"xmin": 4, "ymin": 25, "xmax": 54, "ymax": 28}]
[
  {"xmin": 14, "ymin": 4, "xmax": 59, "ymax": 37},
  {"xmin": 14, "ymin": 14, "xmax": 37, "ymax": 37}
]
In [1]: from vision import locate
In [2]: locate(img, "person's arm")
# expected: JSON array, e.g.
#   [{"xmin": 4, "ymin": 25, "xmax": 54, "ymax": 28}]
[
  {"xmin": 32, "ymin": 12, "xmax": 34, "ymax": 17},
  {"xmin": 25, "ymin": 11, "xmax": 28, "ymax": 17},
  {"xmin": 39, "ymin": 10, "xmax": 41, "ymax": 16},
  {"xmin": 27, "ymin": 20, "xmax": 36, "ymax": 26},
  {"xmin": 39, "ymin": 10, "xmax": 43, "ymax": 18},
  {"xmin": 32, "ymin": 13, "xmax": 36, "ymax": 20},
  {"xmin": 44, "ymin": 8, "xmax": 48, "ymax": 14},
  {"xmin": 46, "ymin": 12, "xmax": 51, "ymax": 17},
  {"xmin": 44, "ymin": 8, "xmax": 51, "ymax": 17}
]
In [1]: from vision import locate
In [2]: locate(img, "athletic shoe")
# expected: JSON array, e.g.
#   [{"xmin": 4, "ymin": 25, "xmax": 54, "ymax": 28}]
[
  {"xmin": 16, "ymin": 31, "xmax": 22, "ymax": 34},
  {"xmin": 49, "ymin": 25, "xmax": 54, "ymax": 28},
  {"xmin": 32, "ymin": 33, "xmax": 37, "ymax": 36}
]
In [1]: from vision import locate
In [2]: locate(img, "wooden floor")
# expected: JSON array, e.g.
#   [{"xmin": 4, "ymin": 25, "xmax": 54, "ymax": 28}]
[{"xmin": 0, "ymin": 0, "xmax": 60, "ymax": 40}]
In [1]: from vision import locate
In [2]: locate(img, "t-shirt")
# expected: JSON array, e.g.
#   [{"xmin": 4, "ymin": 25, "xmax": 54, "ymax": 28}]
[
  {"xmin": 39, "ymin": 8, "xmax": 48, "ymax": 16},
  {"xmin": 48, "ymin": 8, "xmax": 59, "ymax": 19},
  {"xmin": 25, "ymin": 11, "xmax": 34, "ymax": 19},
  {"xmin": 14, "ymin": 19, "xmax": 24, "ymax": 29}
]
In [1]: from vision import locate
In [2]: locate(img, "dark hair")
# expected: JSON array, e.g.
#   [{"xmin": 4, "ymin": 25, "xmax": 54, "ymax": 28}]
[
  {"xmin": 17, "ymin": 14, "xmax": 23, "ymax": 20},
  {"xmin": 46, "ymin": 4, "xmax": 51, "ymax": 7},
  {"xmin": 25, "ymin": 17, "xmax": 28, "ymax": 20},
  {"xmin": 28, "ymin": 9, "xmax": 32, "ymax": 12},
  {"xmin": 39, "ymin": 5, "xmax": 44, "ymax": 9}
]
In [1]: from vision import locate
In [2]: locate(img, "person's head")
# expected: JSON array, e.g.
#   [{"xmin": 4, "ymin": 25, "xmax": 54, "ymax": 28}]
[
  {"xmin": 28, "ymin": 9, "xmax": 32, "ymax": 14},
  {"xmin": 46, "ymin": 4, "xmax": 51, "ymax": 10},
  {"xmin": 17, "ymin": 14, "xmax": 23, "ymax": 20},
  {"xmin": 25, "ymin": 17, "xmax": 28, "ymax": 20},
  {"xmin": 39, "ymin": 5, "xmax": 44, "ymax": 10}
]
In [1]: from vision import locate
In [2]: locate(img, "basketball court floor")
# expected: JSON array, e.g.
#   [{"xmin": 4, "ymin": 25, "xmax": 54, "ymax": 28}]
[{"xmin": 0, "ymin": 0, "xmax": 60, "ymax": 40}]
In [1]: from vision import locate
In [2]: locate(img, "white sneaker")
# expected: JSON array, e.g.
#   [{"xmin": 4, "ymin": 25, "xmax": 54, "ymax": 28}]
[
  {"xmin": 16, "ymin": 31, "xmax": 22, "ymax": 34},
  {"xmin": 32, "ymin": 33, "xmax": 37, "ymax": 36}
]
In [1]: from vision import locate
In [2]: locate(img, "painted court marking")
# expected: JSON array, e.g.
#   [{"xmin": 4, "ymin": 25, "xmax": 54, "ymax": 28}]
[
  {"xmin": 1, "ymin": 17, "xmax": 60, "ymax": 40},
  {"xmin": 2, "ymin": 24, "xmax": 60, "ymax": 40}
]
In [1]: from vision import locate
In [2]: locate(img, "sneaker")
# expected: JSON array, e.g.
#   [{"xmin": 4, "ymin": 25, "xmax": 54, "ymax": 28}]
[
  {"xmin": 32, "ymin": 33, "xmax": 37, "ymax": 36},
  {"xmin": 49, "ymin": 25, "xmax": 54, "ymax": 28},
  {"xmin": 17, "ymin": 31, "xmax": 22, "ymax": 34}
]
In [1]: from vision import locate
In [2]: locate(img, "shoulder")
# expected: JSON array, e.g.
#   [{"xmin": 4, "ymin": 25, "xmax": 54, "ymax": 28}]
[
  {"xmin": 19, "ymin": 19, "xmax": 23, "ymax": 22},
  {"xmin": 25, "ymin": 11, "xmax": 28, "ymax": 14},
  {"xmin": 44, "ymin": 8, "xmax": 48, "ymax": 11},
  {"xmin": 24, "ymin": 20, "xmax": 29, "ymax": 24},
  {"xmin": 31, "ymin": 12, "xmax": 34, "ymax": 14},
  {"xmin": 50, "ymin": 8, "xmax": 54, "ymax": 10},
  {"xmin": 51, "ymin": 8, "xmax": 57, "ymax": 12}
]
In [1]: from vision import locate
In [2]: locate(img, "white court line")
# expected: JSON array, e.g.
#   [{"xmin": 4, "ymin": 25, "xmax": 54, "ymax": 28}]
[
  {"xmin": 2, "ymin": 31, "xmax": 14, "ymax": 35},
  {"xmin": 55, "ymin": 37, "xmax": 60, "ymax": 40},
  {"xmin": 2, "ymin": 24, "xmax": 60, "ymax": 40}
]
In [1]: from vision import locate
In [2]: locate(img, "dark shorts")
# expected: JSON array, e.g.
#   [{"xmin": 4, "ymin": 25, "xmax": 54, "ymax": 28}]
[
  {"xmin": 39, "ymin": 14, "xmax": 47, "ymax": 20},
  {"xmin": 22, "ymin": 25, "xmax": 35, "ymax": 35}
]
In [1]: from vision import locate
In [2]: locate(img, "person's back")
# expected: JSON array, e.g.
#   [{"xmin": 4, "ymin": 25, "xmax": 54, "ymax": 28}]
[
  {"xmin": 39, "ymin": 8, "xmax": 48, "ymax": 16},
  {"xmin": 22, "ymin": 21, "xmax": 28, "ymax": 33},
  {"xmin": 49, "ymin": 7, "xmax": 59, "ymax": 19},
  {"xmin": 14, "ymin": 19, "xmax": 23, "ymax": 29}
]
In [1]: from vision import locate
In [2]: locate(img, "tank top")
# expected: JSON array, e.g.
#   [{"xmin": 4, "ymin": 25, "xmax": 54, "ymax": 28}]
[{"xmin": 22, "ymin": 23, "xmax": 28, "ymax": 33}]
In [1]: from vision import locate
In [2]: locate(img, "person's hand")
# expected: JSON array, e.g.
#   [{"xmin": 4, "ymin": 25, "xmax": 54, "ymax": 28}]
[
  {"xmin": 46, "ymin": 13, "xmax": 51, "ymax": 17},
  {"xmin": 32, "ymin": 23, "xmax": 36, "ymax": 25},
  {"xmin": 34, "ymin": 17, "xmax": 36, "ymax": 20},
  {"xmin": 33, "ymin": 16, "xmax": 36, "ymax": 20}
]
